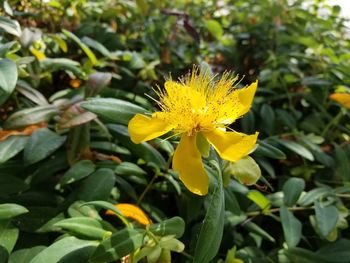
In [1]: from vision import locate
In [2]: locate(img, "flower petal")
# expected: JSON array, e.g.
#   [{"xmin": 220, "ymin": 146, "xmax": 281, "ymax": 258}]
[
  {"xmin": 173, "ymin": 134, "xmax": 208, "ymax": 195},
  {"xmin": 236, "ymin": 80, "xmax": 258, "ymax": 117},
  {"xmin": 204, "ymin": 129, "xmax": 258, "ymax": 162},
  {"xmin": 330, "ymin": 93, "xmax": 350, "ymax": 109},
  {"xmin": 128, "ymin": 113, "xmax": 173, "ymax": 144},
  {"xmin": 215, "ymin": 80, "xmax": 258, "ymax": 125}
]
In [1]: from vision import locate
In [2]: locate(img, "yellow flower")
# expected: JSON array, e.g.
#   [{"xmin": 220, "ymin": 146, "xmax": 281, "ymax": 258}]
[
  {"xmin": 128, "ymin": 68, "xmax": 258, "ymax": 195},
  {"xmin": 330, "ymin": 93, "xmax": 350, "ymax": 109}
]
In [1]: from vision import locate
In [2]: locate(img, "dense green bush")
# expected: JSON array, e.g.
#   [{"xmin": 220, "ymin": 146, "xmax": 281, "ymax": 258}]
[{"xmin": 0, "ymin": 0, "xmax": 350, "ymax": 262}]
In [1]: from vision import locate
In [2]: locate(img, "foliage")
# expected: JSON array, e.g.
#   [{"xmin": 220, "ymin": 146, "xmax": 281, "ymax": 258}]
[{"xmin": 0, "ymin": 0, "xmax": 350, "ymax": 262}]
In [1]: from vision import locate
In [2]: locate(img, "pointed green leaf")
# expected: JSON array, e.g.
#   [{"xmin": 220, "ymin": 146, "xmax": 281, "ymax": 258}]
[
  {"xmin": 89, "ymin": 228, "xmax": 144, "ymax": 263},
  {"xmin": 0, "ymin": 204, "xmax": 28, "ymax": 220},
  {"xmin": 193, "ymin": 166, "xmax": 225, "ymax": 263},
  {"xmin": 29, "ymin": 237, "xmax": 97, "ymax": 263},
  {"xmin": 0, "ymin": 58, "xmax": 18, "ymax": 106},
  {"xmin": 315, "ymin": 202, "xmax": 339, "ymax": 237},
  {"xmin": 24, "ymin": 128, "xmax": 66, "ymax": 164},
  {"xmin": 60, "ymin": 160, "xmax": 96, "ymax": 185},
  {"xmin": 62, "ymin": 29, "xmax": 97, "ymax": 65},
  {"xmin": 81, "ymin": 98, "xmax": 145, "ymax": 125},
  {"xmin": 280, "ymin": 206, "xmax": 302, "ymax": 247},
  {"xmin": 283, "ymin": 177, "xmax": 305, "ymax": 206},
  {"xmin": 0, "ymin": 136, "xmax": 28, "ymax": 163}
]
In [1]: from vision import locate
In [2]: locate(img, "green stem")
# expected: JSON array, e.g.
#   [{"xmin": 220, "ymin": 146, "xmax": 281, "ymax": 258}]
[
  {"xmin": 146, "ymin": 230, "xmax": 159, "ymax": 244},
  {"xmin": 181, "ymin": 251, "xmax": 194, "ymax": 260},
  {"xmin": 137, "ymin": 173, "xmax": 158, "ymax": 205},
  {"xmin": 321, "ymin": 110, "xmax": 343, "ymax": 137},
  {"xmin": 247, "ymin": 206, "xmax": 314, "ymax": 217},
  {"xmin": 336, "ymin": 193, "xmax": 350, "ymax": 199}
]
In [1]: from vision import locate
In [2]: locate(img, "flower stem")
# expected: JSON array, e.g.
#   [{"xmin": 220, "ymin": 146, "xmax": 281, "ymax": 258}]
[
  {"xmin": 137, "ymin": 173, "xmax": 158, "ymax": 205},
  {"xmin": 246, "ymin": 206, "xmax": 314, "ymax": 217},
  {"xmin": 321, "ymin": 110, "xmax": 343, "ymax": 137}
]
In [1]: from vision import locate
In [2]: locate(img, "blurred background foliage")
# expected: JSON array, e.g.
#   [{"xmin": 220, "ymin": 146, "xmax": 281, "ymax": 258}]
[{"xmin": 0, "ymin": 0, "xmax": 350, "ymax": 262}]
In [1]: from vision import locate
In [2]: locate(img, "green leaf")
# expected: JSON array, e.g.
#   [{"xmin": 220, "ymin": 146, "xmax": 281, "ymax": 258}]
[
  {"xmin": 9, "ymin": 246, "xmax": 46, "ymax": 263},
  {"xmin": 107, "ymin": 124, "xmax": 166, "ymax": 169},
  {"xmin": 31, "ymin": 152, "xmax": 68, "ymax": 185},
  {"xmin": 0, "ymin": 41, "xmax": 18, "ymax": 57},
  {"xmin": 298, "ymin": 187, "xmax": 330, "ymax": 206},
  {"xmin": 149, "ymin": 217, "xmax": 185, "ymax": 239},
  {"xmin": 247, "ymin": 190, "xmax": 271, "ymax": 212},
  {"xmin": 68, "ymin": 201, "xmax": 101, "ymax": 219},
  {"xmin": 205, "ymin": 19, "xmax": 223, "ymax": 39},
  {"xmin": 193, "ymin": 166, "xmax": 225, "ymax": 263},
  {"xmin": 256, "ymin": 157, "xmax": 276, "ymax": 178},
  {"xmin": 24, "ymin": 128, "xmax": 66, "ymax": 164},
  {"xmin": 302, "ymin": 77, "xmax": 330, "ymax": 86},
  {"xmin": 317, "ymin": 239, "xmax": 350, "ymax": 263},
  {"xmin": 76, "ymin": 168, "xmax": 116, "ymax": 201},
  {"xmin": 28, "ymin": 237, "xmax": 97, "ymax": 263},
  {"xmin": 41, "ymin": 58, "xmax": 83, "ymax": 77},
  {"xmin": 283, "ymin": 178, "xmax": 305, "ymax": 206},
  {"xmin": 62, "ymin": 29, "xmax": 97, "ymax": 65},
  {"xmin": 0, "ymin": 204, "xmax": 28, "ymax": 220},
  {"xmin": 315, "ymin": 202, "xmax": 339, "ymax": 237},
  {"xmin": 280, "ymin": 206, "xmax": 302, "ymax": 247},
  {"xmin": 90, "ymin": 141, "xmax": 130, "ymax": 155},
  {"xmin": 89, "ymin": 228, "xmax": 144, "ymax": 263},
  {"xmin": 54, "ymin": 217, "xmax": 110, "ymax": 240},
  {"xmin": 147, "ymin": 245, "xmax": 162, "ymax": 263},
  {"xmin": 81, "ymin": 201, "xmax": 122, "ymax": 217},
  {"xmin": 0, "ymin": 220, "xmax": 18, "ymax": 253},
  {"xmin": 0, "ymin": 175, "xmax": 28, "ymax": 198},
  {"xmin": 85, "ymin": 72, "xmax": 112, "ymax": 97},
  {"xmin": 16, "ymin": 80, "xmax": 49, "ymax": 106},
  {"xmin": 276, "ymin": 109, "xmax": 296, "ymax": 129},
  {"xmin": 0, "ymin": 245, "xmax": 9, "ymax": 262},
  {"xmin": 135, "ymin": 0, "xmax": 149, "ymax": 15},
  {"xmin": 58, "ymin": 246, "xmax": 96, "ymax": 263},
  {"xmin": 334, "ymin": 144, "xmax": 350, "ymax": 181},
  {"xmin": 82, "ymin": 37, "xmax": 112, "ymax": 58},
  {"xmin": 114, "ymin": 162, "xmax": 147, "ymax": 177},
  {"xmin": 276, "ymin": 139, "xmax": 314, "ymax": 161},
  {"xmin": 225, "ymin": 156, "xmax": 261, "ymax": 185},
  {"xmin": 243, "ymin": 221, "xmax": 275, "ymax": 242},
  {"xmin": 255, "ymin": 140, "xmax": 286, "ymax": 159},
  {"xmin": 0, "ymin": 58, "xmax": 18, "ymax": 106},
  {"xmin": 57, "ymin": 104, "xmax": 97, "ymax": 130},
  {"xmin": 67, "ymin": 124, "xmax": 90, "ymax": 165},
  {"xmin": 284, "ymin": 247, "xmax": 325, "ymax": 263},
  {"xmin": 159, "ymin": 236, "xmax": 184, "ymax": 252},
  {"xmin": 0, "ymin": 16, "xmax": 21, "ymax": 37},
  {"xmin": 260, "ymin": 104, "xmax": 275, "ymax": 135},
  {"xmin": 81, "ymin": 98, "xmax": 145, "ymax": 125},
  {"xmin": 0, "ymin": 136, "xmax": 28, "ymax": 164},
  {"xmin": 60, "ymin": 160, "xmax": 96, "ymax": 185},
  {"xmin": 4, "ymin": 105, "xmax": 59, "ymax": 129}
]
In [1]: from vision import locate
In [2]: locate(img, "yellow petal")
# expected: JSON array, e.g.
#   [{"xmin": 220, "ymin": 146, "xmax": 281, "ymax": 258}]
[
  {"xmin": 29, "ymin": 46, "xmax": 46, "ymax": 61},
  {"xmin": 204, "ymin": 129, "xmax": 258, "ymax": 162},
  {"xmin": 173, "ymin": 134, "xmax": 208, "ymax": 195},
  {"xmin": 215, "ymin": 80, "xmax": 258, "ymax": 125},
  {"xmin": 128, "ymin": 113, "xmax": 173, "ymax": 144},
  {"xmin": 236, "ymin": 80, "xmax": 258, "ymax": 116},
  {"xmin": 105, "ymin": 203, "xmax": 152, "ymax": 226},
  {"xmin": 330, "ymin": 93, "xmax": 350, "ymax": 109}
]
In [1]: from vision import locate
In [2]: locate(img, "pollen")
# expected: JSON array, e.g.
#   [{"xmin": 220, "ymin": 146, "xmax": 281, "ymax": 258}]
[{"xmin": 154, "ymin": 67, "xmax": 244, "ymax": 135}]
